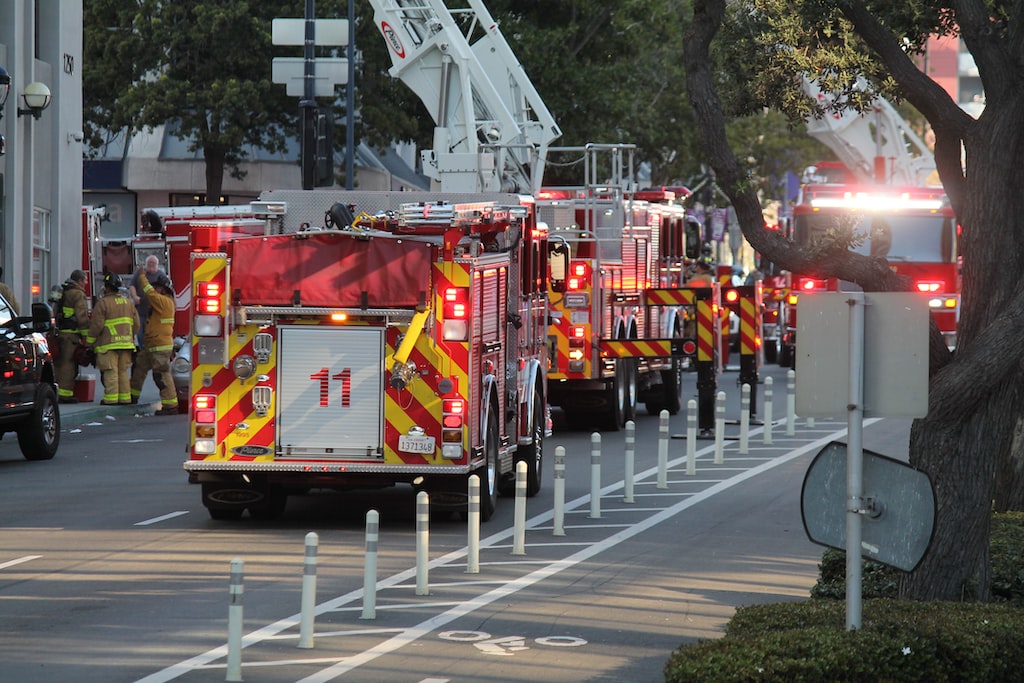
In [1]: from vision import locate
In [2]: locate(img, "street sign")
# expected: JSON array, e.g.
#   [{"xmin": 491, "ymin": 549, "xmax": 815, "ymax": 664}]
[
  {"xmin": 272, "ymin": 18, "xmax": 349, "ymax": 47},
  {"xmin": 272, "ymin": 57, "xmax": 348, "ymax": 97},
  {"xmin": 802, "ymin": 441, "xmax": 935, "ymax": 571},
  {"xmin": 796, "ymin": 292, "xmax": 929, "ymax": 418}
]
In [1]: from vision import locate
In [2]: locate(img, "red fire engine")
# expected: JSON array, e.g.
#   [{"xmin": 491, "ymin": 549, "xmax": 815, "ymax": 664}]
[
  {"xmin": 777, "ymin": 184, "xmax": 959, "ymax": 364},
  {"xmin": 538, "ymin": 144, "xmax": 703, "ymax": 430},
  {"xmin": 183, "ymin": 191, "xmax": 553, "ymax": 521}
]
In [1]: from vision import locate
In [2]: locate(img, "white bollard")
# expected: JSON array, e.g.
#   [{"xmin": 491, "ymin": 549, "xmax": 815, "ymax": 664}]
[
  {"xmin": 512, "ymin": 461, "xmax": 527, "ymax": 555},
  {"xmin": 553, "ymin": 447, "xmax": 566, "ymax": 536},
  {"xmin": 739, "ymin": 384, "xmax": 750, "ymax": 454},
  {"xmin": 590, "ymin": 433, "xmax": 602, "ymax": 518},
  {"xmin": 298, "ymin": 532, "xmax": 318, "ymax": 649},
  {"xmin": 714, "ymin": 391, "xmax": 726, "ymax": 464},
  {"xmin": 686, "ymin": 399, "xmax": 697, "ymax": 475},
  {"xmin": 226, "ymin": 558, "xmax": 244, "ymax": 682},
  {"xmin": 657, "ymin": 411, "xmax": 669, "ymax": 488},
  {"xmin": 763, "ymin": 377, "xmax": 774, "ymax": 445},
  {"xmin": 467, "ymin": 476, "xmax": 480, "ymax": 573},
  {"xmin": 361, "ymin": 510, "xmax": 379, "ymax": 619},
  {"xmin": 624, "ymin": 420, "xmax": 635, "ymax": 503},
  {"xmin": 807, "ymin": 415, "xmax": 816, "ymax": 428},
  {"xmin": 787, "ymin": 369, "xmax": 796, "ymax": 436},
  {"xmin": 415, "ymin": 491, "xmax": 429, "ymax": 596}
]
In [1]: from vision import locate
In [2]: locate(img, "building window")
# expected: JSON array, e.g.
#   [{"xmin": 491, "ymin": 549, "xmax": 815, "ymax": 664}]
[{"xmin": 32, "ymin": 208, "xmax": 51, "ymax": 302}]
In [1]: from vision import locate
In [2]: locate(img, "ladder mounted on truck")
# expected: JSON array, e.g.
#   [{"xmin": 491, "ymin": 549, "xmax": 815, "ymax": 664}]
[
  {"xmin": 802, "ymin": 75, "xmax": 937, "ymax": 186},
  {"xmin": 369, "ymin": 0, "xmax": 561, "ymax": 193}
]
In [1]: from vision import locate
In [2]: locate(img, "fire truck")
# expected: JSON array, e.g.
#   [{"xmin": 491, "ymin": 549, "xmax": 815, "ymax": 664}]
[
  {"xmin": 538, "ymin": 144, "xmax": 703, "ymax": 430},
  {"xmin": 769, "ymin": 77, "xmax": 959, "ymax": 364},
  {"xmin": 183, "ymin": 191, "xmax": 555, "ymax": 521},
  {"xmin": 785, "ymin": 184, "xmax": 959, "ymax": 353}
]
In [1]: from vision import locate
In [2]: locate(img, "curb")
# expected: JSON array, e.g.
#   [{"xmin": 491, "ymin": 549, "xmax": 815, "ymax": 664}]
[{"xmin": 60, "ymin": 400, "xmax": 162, "ymax": 429}]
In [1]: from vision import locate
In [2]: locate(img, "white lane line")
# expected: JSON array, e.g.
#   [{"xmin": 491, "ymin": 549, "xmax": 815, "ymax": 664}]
[
  {"xmin": 134, "ymin": 511, "xmax": 190, "ymax": 526},
  {"xmin": 0, "ymin": 555, "xmax": 42, "ymax": 570},
  {"xmin": 138, "ymin": 420, "xmax": 873, "ymax": 683}
]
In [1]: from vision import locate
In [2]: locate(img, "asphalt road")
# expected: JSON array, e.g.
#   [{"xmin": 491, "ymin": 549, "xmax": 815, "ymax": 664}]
[{"xmin": 0, "ymin": 363, "xmax": 912, "ymax": 683}]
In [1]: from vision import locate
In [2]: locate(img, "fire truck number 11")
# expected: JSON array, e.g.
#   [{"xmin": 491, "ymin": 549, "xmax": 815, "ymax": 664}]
[{"xmin": 310, "ymin": 368, "xmax": 351, "ymax": 408}]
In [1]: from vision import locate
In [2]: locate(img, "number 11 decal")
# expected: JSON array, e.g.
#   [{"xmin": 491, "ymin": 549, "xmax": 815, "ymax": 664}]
[{"xmin": 310, "ymin": 368, "xmax": 351, "ymax": 407}]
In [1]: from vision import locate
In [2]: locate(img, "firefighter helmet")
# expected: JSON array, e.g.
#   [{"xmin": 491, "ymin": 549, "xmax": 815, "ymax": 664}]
[
  {"xmin": 103, "ymin": 272, "xmax": 121, "ymax": 291},
  {"xmin": 153, "ymin": 273, "xmax": 173, "ymax": 292}
]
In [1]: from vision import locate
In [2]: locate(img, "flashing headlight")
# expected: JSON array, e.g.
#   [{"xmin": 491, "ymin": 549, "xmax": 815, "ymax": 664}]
[
  {"xmin": 799, "ymin": 278, "xmax": 828, "ymax": 292},
  {"xmin": 929, "ymin": 296, "xmax": 958, "ymax": 310},
  {"xmin": 916, "ymin": 280, "xmax": 944, "ymax": 293},
  {"xmin": 809, "ymin": 192, "xmax": 945, "ymax": 211}
]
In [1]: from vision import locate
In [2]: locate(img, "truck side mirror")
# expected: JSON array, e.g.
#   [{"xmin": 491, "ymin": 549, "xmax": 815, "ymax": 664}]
[
  {"xmin": 549, "ymin": 242, "xmax": 569, "ymax": 293},
  {"xmin": 684, "ymin": 219, "xmax": 702, "ymax": 260}
]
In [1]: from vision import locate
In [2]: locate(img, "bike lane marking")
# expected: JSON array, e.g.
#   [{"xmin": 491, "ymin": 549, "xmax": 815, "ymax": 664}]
[{"xmin": 138, "ymin": 418, "xmax": 868, "ymax": 682}]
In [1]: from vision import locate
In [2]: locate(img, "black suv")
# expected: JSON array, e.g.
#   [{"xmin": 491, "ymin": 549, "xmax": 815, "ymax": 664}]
[{"xmin": 0, "ymin": 298, "xmax": 59, "ymax": 460}]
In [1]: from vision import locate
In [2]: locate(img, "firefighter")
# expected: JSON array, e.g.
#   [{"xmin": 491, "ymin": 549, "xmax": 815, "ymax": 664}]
[
  {"xmin": 55, "ymin": 269, "xmax": 90, "ymax": 404},
  {"xmin": 129, "ymin": 268, "xmax": 178, "ymax": 415},
  {"xmin": 686, "ymin": 261, "xmax": 715, "ymax": 287},
  {"xmin": 86, "ymin": 272, "xmax": 139, "ymax": 405}
]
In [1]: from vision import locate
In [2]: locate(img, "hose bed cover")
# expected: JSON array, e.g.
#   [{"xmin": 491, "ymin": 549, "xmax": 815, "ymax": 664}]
[{"xmin": 228, "ymin": 231, "xmax": 432, "ymax": 308}]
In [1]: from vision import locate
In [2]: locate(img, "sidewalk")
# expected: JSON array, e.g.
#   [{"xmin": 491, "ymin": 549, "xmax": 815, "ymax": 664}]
[{"xmin": 58, "ymin": 370, "xmax": 173, "ymax": 428}]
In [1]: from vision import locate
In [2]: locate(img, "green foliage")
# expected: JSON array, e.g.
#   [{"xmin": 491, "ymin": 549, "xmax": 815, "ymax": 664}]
[
  {"xmin": 665, "ymin": 600, "xmax": 1024, "ymax": 682},
  {"xmin": 667, "ymin": 513, "xmax": 1024, "ymax": 681},
  {"xmin": 811, "ymin": 512, "xmax": 1024, "ymax": 605}
]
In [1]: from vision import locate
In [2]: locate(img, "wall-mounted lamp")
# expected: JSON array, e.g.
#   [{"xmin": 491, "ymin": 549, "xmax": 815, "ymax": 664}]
[{"xmin": 18, "ymin": 81, "xmax": 51, "ymax": 120}]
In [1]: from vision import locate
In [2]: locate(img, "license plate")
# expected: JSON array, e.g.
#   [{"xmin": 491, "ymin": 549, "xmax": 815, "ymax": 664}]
[{"xmin": 398, "ymin": 435, "xmax": 436, "ymax": 454}]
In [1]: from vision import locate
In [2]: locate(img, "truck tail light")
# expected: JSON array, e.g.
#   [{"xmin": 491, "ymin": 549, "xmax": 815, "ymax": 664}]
[
  {"xmin": 916, "ymin": 280, "xmax": 944, "ymax": 293},
  {"xmin": 442, "ymin": 287, "xmax": 469, "ymax": 341},
  {"xmin": 195, "ymin": 281, "xmax": 223, "ymax": 337},
  {"xmin": 441, "ymin": 398, "xmax": 465, "ymax": 459},
  {"xmin": 724, "ymin": 289, "xmax": 740, "ymax": 304},
  {"xmin": 567, "ymin": 261, "xmax": 591, "ymax": 290},
  {"xmin": 193, "ymin": 394, "xmax": 217, "ymax": 455}
]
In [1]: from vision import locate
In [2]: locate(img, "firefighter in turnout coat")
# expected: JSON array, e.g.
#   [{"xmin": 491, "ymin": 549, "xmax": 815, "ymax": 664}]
[
  {"xmin": 56, "ymin": 269, "xmax": 90, "ymax": 403},
  {"xmin": 87, "ymin": 272, "xmax": 139, "ymax": 405},
  {"xmin": 130, "ymin": 268, "xmax": 178, "ymax": 415}
]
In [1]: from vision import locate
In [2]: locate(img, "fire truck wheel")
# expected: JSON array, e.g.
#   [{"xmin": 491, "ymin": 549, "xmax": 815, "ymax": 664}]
[
  {"xmin": 620, "ymin": 358, "xmax": 638, "ymax": 423},
  {"xmin": 16, "ymin": 383, "xmax": 60, "ymax": 461},
  {"xmin": 515, "ymin": 397, "xmax": 544, "ymax": 497},
  {"xmin": 249, "ymin": 488, "xmax": 287, "ymax": 521},
  {"xmin": 477, "ymin": 405, "xmax": 500, "ymax": 522}
]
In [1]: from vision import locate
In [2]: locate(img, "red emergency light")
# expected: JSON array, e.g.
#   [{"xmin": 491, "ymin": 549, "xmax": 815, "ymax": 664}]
[
  {"xmin": 915, "ymin": 280, "xmax": 944, "ymax": 293},
  {"xmin": 724, "ymin": 289, "xmax": 740, "ymax": 304},
  {"xmin": 799, "ymin": 278, "xmax": 828, "ymax": 292},
  {"xmin": 567, "ymin": 261, "xmax": 591, "ymax": 290},
  {"xmin": 443, "ymin": 287, "xmax": 468, "ymax": 319}
]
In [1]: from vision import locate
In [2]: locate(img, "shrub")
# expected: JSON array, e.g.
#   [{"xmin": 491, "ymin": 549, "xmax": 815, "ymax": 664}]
[
  {"xmin": 665, "ymin": 600, "xmax": 1024, "ymax": 682},
  {"xmin": 665, "ymin": 512, "xmax": 1024, "ymax": 681}
]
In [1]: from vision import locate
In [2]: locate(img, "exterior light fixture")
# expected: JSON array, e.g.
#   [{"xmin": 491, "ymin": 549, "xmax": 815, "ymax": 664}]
[{"xmin": 17, "ymin": 81, "xmax": 51, "ymax": 119}]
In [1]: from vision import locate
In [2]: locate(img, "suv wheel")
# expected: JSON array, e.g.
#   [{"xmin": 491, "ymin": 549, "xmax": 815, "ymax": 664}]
[{"xmin": 17, "ymin": 384, "xmax": 60, "ymax": 461}]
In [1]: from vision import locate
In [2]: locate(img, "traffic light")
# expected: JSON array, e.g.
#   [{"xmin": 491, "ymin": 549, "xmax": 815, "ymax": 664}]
[
  {"xmin": 314, "ymin": 110, "xmax": 334, "ymax": 188},
  {"xmin": 301, "ymin": 106, "xmax": 334, "ymax": 189}
]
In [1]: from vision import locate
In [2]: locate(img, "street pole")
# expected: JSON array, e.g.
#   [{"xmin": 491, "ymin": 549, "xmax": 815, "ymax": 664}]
[
  {"xmin": 300, "ymin": 0, "xmax": 317, "ymax": 190},
  {"xmin": 346, "ymin": 0, "xmax": 355, "ymax": 190},
  {"xmin": 846, "ymin": 292, "xmax": 865, "ymax": 630}
]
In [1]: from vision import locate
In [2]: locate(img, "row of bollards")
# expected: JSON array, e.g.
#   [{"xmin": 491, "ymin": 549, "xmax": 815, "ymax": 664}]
[{"xmin": 223, "ymin": 370, "xmax": 813, "ymax": 679}]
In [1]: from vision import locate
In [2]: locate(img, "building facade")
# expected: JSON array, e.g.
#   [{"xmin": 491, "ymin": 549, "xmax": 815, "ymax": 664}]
[{"xmin": 0, "ymin": 0, "xmax": 83, "ymax": 309}]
